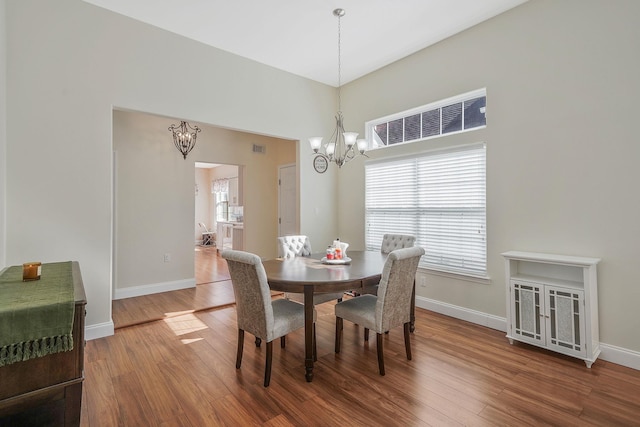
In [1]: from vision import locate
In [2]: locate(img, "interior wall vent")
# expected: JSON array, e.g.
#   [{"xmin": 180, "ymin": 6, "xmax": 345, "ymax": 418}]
[{"xmin": 252, "ymin": 144, "xmax": 266, "ymax": 154}]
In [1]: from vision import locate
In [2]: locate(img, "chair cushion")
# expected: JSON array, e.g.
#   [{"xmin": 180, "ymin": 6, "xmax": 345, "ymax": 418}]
[
  {"xmin": 335, "ymin": 295, "xmax": 378, "ymax": 331},
  {"xmin": 271, "ymin": 299, "xmax": 307, "ymax": 340}
]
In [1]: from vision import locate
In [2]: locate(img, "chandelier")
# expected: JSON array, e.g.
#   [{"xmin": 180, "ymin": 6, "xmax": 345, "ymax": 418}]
[
  {"xmin": 169, "ymin": 121, "xmax": 201, "ymax": 159},
  {"xmin": 309, "ymin": 8, "xmax": 367, "ymax": 171}
]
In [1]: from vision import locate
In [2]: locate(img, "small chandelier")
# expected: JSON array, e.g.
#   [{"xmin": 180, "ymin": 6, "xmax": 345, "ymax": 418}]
[
  {"xmin": 169, "ymin": 121, "xmax": 201, "ymax": 159},
  {"xmin": 309, "ymin": 8, "xmax": 367, "ymax": 170}
]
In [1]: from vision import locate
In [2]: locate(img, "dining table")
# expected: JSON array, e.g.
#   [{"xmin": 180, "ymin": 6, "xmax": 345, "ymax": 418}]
[{"xmin": 262, "ymin": 250, "xmax": 416, "ymax": 382}]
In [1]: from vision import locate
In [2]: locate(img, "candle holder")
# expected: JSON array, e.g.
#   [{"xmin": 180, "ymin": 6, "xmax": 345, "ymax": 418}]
[{"xmin": 23, "ymin": 262, "xmax": 42, "ymax": 281}]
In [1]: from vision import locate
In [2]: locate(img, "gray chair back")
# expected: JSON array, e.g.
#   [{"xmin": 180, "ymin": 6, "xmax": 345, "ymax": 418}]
[
  {"xmin": 277, "ymin": 235, "xmax": 312, "ymax": 258},
  {"xmin": 221, "ymin": 249, "xmax": 275, "ymax": 342},
  {"xmin": 375, "ymin": 246, "xmax": 425, "ymax": 332},
  {"xmin": 380, "ymin": 234, "xmax": 416, "ymax": 254}
]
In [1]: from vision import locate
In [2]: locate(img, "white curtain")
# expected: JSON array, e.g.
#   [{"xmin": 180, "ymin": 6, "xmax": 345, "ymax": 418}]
[{"xmin": 212, "ymin": 178, "xmax": 229, "ymax": 194}]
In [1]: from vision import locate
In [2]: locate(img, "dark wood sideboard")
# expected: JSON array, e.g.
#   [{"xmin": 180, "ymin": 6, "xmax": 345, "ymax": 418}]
[{"xmin": 0, "ymin": 261, "xmax": 87, "ymax": 427}]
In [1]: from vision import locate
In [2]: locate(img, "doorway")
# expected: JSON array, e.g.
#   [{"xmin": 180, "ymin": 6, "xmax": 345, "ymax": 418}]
[{"xmin": 195, "ymin": 162, "xmax": 242, "ymax": 284}]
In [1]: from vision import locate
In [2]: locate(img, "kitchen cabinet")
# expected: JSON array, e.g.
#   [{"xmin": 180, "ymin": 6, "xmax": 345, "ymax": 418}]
[
  {"xmin": 216, "ymin": 221, "xmax": 243, "ymax": 251},
  {"xmin": 228, "ymin": 176, "xmax": 242, "ymax": 206},
  {"xmin": 502, "ymin": 251, "xmax": 600, "ymax": 368},
  {"xmin": 217, "ymin": 222, "xmax": 233, "ymax": 251},
  {"xmin": 232, "ymin": 225, "xmax": 243, "ymax": 251}
]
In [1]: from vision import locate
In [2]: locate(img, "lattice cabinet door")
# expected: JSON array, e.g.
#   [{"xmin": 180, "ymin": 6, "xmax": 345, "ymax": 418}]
[
  {"xmin": 509, "ymin": 280, "xmax": 545, "ymax": 347},
  {"xmin": 546, "ymin": 286, "xmax": 586, "ymax": 359}
]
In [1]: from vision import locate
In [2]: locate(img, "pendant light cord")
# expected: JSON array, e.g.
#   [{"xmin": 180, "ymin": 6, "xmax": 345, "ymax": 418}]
[{"xmin": 337, "ymin": 11, "xmax": 342, "ymax": 114}]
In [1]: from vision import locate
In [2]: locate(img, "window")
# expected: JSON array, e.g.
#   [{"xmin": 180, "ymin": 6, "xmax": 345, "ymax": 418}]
[
  {"xmin": 365, "ymin": 143, "xmax": 486, "ymax": 277},
  {"xmin": 367, "ymin": 89, "xmax": 486, "ymax": 149}
]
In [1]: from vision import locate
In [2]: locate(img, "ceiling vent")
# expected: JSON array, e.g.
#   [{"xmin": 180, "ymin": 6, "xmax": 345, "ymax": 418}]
[{"xmin": 252, "ymin": 144, "xmax": 266, "ymax": 154}]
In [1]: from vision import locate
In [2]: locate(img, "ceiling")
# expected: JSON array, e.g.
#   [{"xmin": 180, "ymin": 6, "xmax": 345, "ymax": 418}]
[{"xmin": 84, "ymin": 0, "xmax": 528, "ymax": 87}]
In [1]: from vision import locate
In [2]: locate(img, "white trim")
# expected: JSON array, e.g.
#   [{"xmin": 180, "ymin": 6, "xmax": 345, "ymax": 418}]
[
  {"xmin": 365, "ymin": 141, "xmax": 486, "ymax": 167},
  {"xmin": 599, "ymin": 343, "xmax": 640, "ymax": 371},
  {"xmin": 415, "ymin": 296, "xmax": 640, "ymax": 371},
  {"xmin": 419, "ymin": 266, "xmax": 491, "ymax": 285},
  {"xmin": 113, "ymin": 278, "xmax": 196, "ymax": 300},
  {"xmin": 85, "ymin": 320, "xmax": 115, "ymax": 340},
  {"xmin": 416, "ymin": 295, "xmax": 506, "ymax": 331}
]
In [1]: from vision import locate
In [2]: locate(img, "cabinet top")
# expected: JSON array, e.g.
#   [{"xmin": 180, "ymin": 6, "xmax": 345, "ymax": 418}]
[{"xmin": 501, "ymin": 251, "xmax": 600, "ymax": 266}]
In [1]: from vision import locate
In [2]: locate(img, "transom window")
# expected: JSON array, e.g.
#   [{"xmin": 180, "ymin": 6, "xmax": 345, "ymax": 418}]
[
  {"xmin": 366, "ymin": 89, "xmax": 486, "ymax": 149},
  {"xmin": 365, "ymin": 143, "xmax": 487, "ymax": 278}
]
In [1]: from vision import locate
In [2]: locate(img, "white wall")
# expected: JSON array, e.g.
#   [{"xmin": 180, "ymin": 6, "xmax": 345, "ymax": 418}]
[
  {"xmin": 340, "ymin": 0, "xmax": 640, "ymax": 355},
  {"xmin": 0, "ymin": 0, "xmax": 6, "ymax": 267},
  {"xmin": 4, "ymin": 0, "xmax": 336, "ymax": 338}
]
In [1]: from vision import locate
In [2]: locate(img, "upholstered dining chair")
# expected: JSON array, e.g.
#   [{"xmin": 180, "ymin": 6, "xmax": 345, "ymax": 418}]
[
  {"xmin": 277, "ymin": 235, "xmax": 343, "ymax": 305},
  {"xmin": 361, "ymin": 233, "xmax": 416, "ymax": 296},
  {"xmin": 334, "ymin": 246, "xmax": 425, "ymax": 375},
  {"xmin": 277, "ymin": 235, "xmax": 313, "ymax": 259},
  {"xmin": 221, "ymin": 249, "xmax": 314, "ymax": 387}
]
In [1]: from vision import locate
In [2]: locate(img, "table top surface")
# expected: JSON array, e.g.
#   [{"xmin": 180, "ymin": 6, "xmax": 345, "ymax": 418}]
[{"xmin": 263, "ymin": 250, "xmax": 387, "ymax": 291}]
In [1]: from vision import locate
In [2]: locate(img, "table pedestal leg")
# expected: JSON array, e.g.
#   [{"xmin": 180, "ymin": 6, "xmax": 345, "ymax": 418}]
[{"xmin": 304, "ymin": 286, "xmax": 314, "ymax": 382}]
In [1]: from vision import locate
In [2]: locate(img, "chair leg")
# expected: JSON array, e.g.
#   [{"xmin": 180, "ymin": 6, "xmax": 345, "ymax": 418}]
[
  {"xmin": 281, "ymin": 335, "xmax": 286, "ymax": 348},
  {"xmin": 376, "ymin": 333, "xmax": 385, "ymax": 376},
  {"xmin": 264, "ymin": 341, "xmax": 273, "ymax": 387},
  {"xmin": 364, "ymin": 328, "xmax": 369, "ymax": 341},
  {"xmin": 335, "ymin": 317, "xmax": 343, "ymax": 353},
  {"xmin": 404, "ymin": 322, "xmax": 412, "ymax": 360},
  {"xmin": 255, "ymin": 337, "xmax": 262, "ymax": 347},
  {"xmin": 313, "ymin": 323, "xmax": 318, "ymax": 362},
  {"xmin": 236, "ymin": 329, "xmax": 244, "ymax": 369}
]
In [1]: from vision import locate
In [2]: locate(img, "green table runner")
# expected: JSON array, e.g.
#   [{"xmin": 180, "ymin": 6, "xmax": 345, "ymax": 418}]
[{"xmin": 0, "ymin": 261, "xmax": 75, "ymax": 367}]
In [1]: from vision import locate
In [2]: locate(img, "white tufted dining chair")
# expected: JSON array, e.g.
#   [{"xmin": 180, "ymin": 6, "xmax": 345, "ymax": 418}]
[
  {"xmin": 277, "ymin": 235, "xmax": 313, "ymax": 259},
  {"xmin": 221, "ymin": 249, "xmax": 315, "ymax": 387},
  {"xmin": 334, "ymin": 246, "xmax": 425, "ymax": 375},
  {"xmin": 277, "ymin": 235, "xmax": 343, "ymax": 305}
]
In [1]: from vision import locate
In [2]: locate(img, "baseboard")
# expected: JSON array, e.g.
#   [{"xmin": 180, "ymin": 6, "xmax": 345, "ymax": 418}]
[
  {"xmin": 416, "ymin": 296, "xmax": 507, "ymax": 332},
  {"xmin": 113, "ymin": 278, "xmax": 196, "ymax": 300},
  {"xmin": 85, "ymin": 320, "xmax": 114, "ymax": 340},
  {"xmin": 599, "ymin": 343, "xmax": 640, "ymax": 370},
  {"xmin": 415, "ymin": 295, "xmax": 640, "ymax": 371}
]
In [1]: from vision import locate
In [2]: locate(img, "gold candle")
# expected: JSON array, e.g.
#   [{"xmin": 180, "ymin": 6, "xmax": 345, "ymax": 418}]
[{"xmin": 23, "ymin": 262, "xmax": 42, "ymax": 281}]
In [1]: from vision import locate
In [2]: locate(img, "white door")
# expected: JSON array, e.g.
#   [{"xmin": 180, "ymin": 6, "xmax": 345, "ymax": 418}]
[{"xmin": 278, "ymin": 164, "xmax": 296, "ymax": 236}]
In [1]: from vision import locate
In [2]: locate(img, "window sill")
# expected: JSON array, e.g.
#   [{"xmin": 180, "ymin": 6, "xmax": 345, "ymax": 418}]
[{"xmin": 418, "ymin": 267, "xmax": 491, "ymax": 285}]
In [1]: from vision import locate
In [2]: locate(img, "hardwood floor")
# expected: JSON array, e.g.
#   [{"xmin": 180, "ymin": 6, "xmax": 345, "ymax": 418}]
[
  {"xmin": 93, "ymin": 261, "xmax": 640, "ymax": 426},
  {"xmin": 194, "ymin": 245, "xmax": 230, "ymax": 285},
  {"xmin": 112, "ymin": 246, "xmax": 242, "ymax": 329}
]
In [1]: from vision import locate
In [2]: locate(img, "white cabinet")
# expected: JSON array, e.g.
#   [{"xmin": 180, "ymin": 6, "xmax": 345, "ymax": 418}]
[
  {"xmin": 502, "ymin": 251, "xmax": 600, "ymax": 368},
  {"xmin": 232, "ymin": 226, "xmax": 243, "ymax": 251},
  {"xmin": 228, "ymin": 176, "xmax": 242, "ymax": 206},
  {"xmin": 217, "ymin": 222, "xmax": 233, "ymax": 251}
]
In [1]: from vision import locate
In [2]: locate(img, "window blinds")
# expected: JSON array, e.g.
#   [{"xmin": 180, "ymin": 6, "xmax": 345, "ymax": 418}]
[{"xmin": 365, "ymin": 143, "xmax": 486, "ymax": 277}]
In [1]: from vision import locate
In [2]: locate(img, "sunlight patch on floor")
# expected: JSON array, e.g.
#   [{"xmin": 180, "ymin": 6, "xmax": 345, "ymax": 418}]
[
  {"xmin": 180, "ymin": 338, "xmax": 204, "ymax": 344},
  {"xmin": 163, "ymin": 313, "xmax": 209, "ymax": 336}
]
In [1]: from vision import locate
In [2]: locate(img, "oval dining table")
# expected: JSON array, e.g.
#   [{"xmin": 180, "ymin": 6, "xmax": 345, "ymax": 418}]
[{"xmin": 262, "ymin": 250, "xmax": 416, "ymax": 382}]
